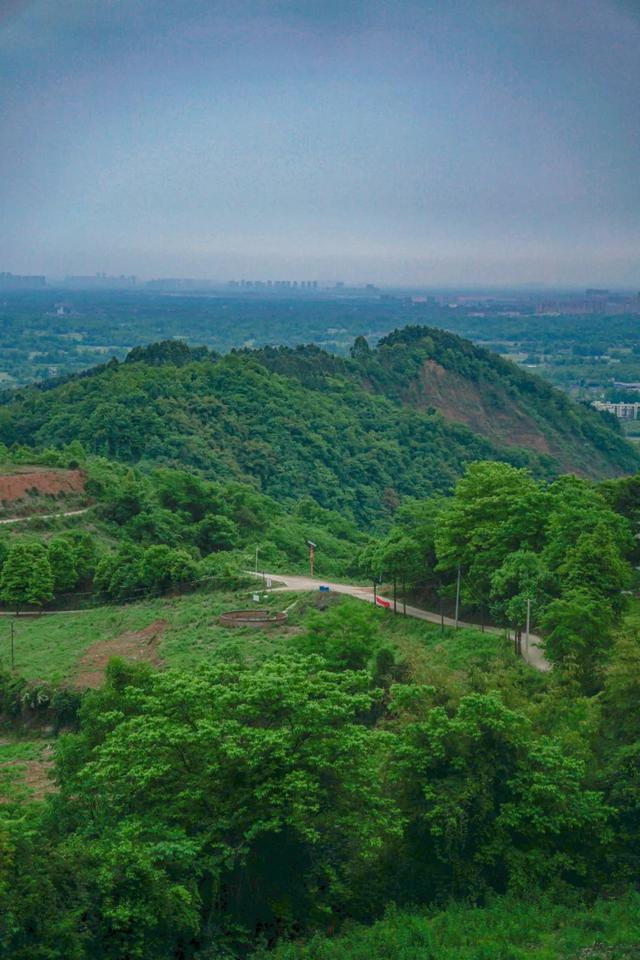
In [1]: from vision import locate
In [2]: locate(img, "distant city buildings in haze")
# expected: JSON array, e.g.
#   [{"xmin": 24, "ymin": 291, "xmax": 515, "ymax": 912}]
[
  {"xmin": 63, "ymin": 273, "xmax": 137, "ymax": 289},
  {"xmin": 0, "ymin": 272, "xmax": 639, "ymax": 311},
  {"xmin": 227, "ymin": 280, "xmax": 318, "ymax": 290},
  {"xmin": 537, "ymin": 290, "xmax": 640, "ymax": 316},
  {"xmin": 0, "ymin": 272, "xmax": 46, "ymax": 289}
]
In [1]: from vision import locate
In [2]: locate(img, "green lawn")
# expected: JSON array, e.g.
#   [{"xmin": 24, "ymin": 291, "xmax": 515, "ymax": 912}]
[
  {"xmin": 0, "ymin": 587, "xmax": 285, "ymax": 682},
  {"xmin": 0, "ymin": 586, "xmax": 521, "ymax": 686}
]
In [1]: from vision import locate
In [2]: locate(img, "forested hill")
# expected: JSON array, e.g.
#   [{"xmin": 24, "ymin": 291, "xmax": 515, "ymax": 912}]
[
  {"xmin": 255, "ymin": 325, "xmax": 638, "ymax": 477},
  {"xmin": 0, "ymin": 326, "xmax": 636, "ymax": 525}
]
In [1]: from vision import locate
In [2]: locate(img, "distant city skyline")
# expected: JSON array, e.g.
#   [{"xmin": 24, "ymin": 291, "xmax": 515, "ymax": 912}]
[
  {"xmin": 2, "ymin": 1, "xmax": 640, "ymax": 286},
  {"xmin": 3, "ymin": 270, "xmax": 640, "ymax": 301}
]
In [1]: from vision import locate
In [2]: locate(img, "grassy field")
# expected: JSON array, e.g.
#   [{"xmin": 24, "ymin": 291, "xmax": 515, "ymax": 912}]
[
  {"xmin": 0, "ymin": 587, "xmax": 516, "ymax": 685},
  {"xmin": 0, "ymin": 586, "xmax": 276, "ymax": 682}
]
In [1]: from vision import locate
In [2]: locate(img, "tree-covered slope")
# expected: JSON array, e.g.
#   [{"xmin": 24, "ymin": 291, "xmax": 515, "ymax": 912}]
[
  {"xmin": 256, "ymin": 325, "xmax": 639, "ymax": 478},
  {"xmin": 0, "ymin": 326, "xmax": 636, "ymax": 526}
]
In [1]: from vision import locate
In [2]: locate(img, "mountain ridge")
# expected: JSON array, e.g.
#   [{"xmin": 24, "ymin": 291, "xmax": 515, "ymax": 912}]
[{"xmin": 0, "ymin": 325, "xmax": 636, "ymax": 525}]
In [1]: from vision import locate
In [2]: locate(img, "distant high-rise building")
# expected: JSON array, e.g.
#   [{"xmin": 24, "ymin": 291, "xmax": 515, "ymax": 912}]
[
  {"xmin": 63, "ymin": 273, "xmax": 136, "ymax": 289},
  {"xmin": 227, "ymin": 278, "xmax": 319, "ymax": 292},
  {"xmin": 0, "ymin": 272, "xmax": 46, "ymax": 289}
]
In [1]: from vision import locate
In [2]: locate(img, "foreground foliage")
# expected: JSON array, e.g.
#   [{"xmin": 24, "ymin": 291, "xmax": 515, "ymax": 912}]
[
  {"xmin": 2, "ymin": 604, "xmax": 640, "ymax": 958},
  {"xmin": 256, "ymin": 893, "xmax": 640, "ymax": 960}
]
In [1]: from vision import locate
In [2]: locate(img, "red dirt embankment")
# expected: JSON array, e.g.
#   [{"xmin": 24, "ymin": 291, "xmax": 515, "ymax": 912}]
[
  {"xmin": 405, "ymin": 359, "xmax": 553, "ymax": 454},
  {"xmin": 0, "ymin": 468, "xmax": 86, "ymax": 503}
]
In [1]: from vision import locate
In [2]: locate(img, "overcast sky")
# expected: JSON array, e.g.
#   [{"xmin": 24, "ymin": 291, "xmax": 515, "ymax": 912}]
[{"xmin": 1, "ymin": 0, "xmax": 639, "ymax": 286}]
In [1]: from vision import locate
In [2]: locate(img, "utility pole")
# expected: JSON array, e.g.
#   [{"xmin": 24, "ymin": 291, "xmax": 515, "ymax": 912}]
[
  {"xmin": 402, "ymin": 578, "xmax": 407, "ymax": 616},
  {"xmin": 373, "ymin": 579, "xmax": 377, "ymax": 605},
  {"xmin": 525, "ymin": 598, "xmax": 531, "ymax": 657},
  {"xmin": 10, "ymin": 620, "xmax": 15, "ymax": 672},
  {"xmin": 307, "ymin": 540, "xmax": 316, "ymax": 578},
  {"xmin": 440, "ymin": 598, "xmax": 444, "ymax": 635},
  {"xmin": 255, "ymin": 546, "xmax": 260, "ymax": 575},
  {"xmin": 454, "ymin": 564, "xmax": 461, "ymax": 630},
  {"xmin": 393, "ymin": 576, "xmax": 397, "ymax": 614}
]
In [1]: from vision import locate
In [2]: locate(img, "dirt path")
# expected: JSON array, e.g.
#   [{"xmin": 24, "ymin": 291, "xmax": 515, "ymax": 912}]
[
  {"xmin": 70, "ymin": 618, "xmax": 167, "ymax": 688},
  {"xmin": 0, "ymin": 507, "xmax": 90, "ymax": 525},
  {"xmin": 259, "ymin": 572, "xmax": 550, "ymax": 672}
]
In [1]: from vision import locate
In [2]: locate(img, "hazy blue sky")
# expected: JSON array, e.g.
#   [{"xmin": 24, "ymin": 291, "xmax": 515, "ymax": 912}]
[{"xmin": 1, "ymin": 0, "xmax": 639, "ymax": 286}]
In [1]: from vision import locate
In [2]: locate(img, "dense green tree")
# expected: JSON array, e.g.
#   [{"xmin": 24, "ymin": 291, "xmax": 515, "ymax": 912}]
[
  {"xmin": 557, "ymin": 526, "xmax": 631, "ymax": 614},
  {"xmin": 51, "ymin": 656, "xmax": 398, "ymax": 954},
  {"xmin": 599, "ymin": 632, "xmax": 640, "ymax": 746},
  {"xmin": 390, "ymin": 691, "xmax": 608, "ymax": 901},
  {"xmin": 195, "ymin": 514, "xmax": 239, "ymax": 553},
  {"xmin": 0, "ymin": 541, "xmax": 54, "ymax": 612},
  {"xmin": 593, "ymin": 630, "xmax": 640, "ymax": 880},
  {"xmin": 489, "ymin": 550, "xmax": 552, "ymax": 629},
  {"xmin": 63, "ymin": 530, "xmax": 98, "ymax": 582},
  {"xmin": 0, "ymin": 821, "xmax": 92, "ymax": 960},
  {"xmin": 542, "ymin": 475, "xmax": 633, "ymax": 575},
  {"xmin": 48, "ymin": 537, "xmax": 79, "ymax": 594},
  {"xmin": 94, "ymin": 543, "xmax": 145, "ymax": 600},
  {"xmin": 99, "ymin": 475, "xmax": 149, "ymax": 525},
  {"xmin": 139, "ymin": 545, "xmax": 179, "ymax": 591},
  {"xmin": 294, "ymin": 604, "xmax": 380, "ymax": 672},
  {"xmin": 541, "ymin": 589, "xmax": 614, "ymax": 688},
  {"xmin": 0, "ymin": 537, "xmax": 9, "ymax": 574},
  {"xmin": 372, "ymin": 531, "xmax": 425, "ymax": 590},
  {"xmin": 435, "ymin": 462, "xmax": 548, "ymax": 610},
  {"xmin": 3, "ymin": 327, "xmax": 635, "ymax": 528},
  {"xmin": 153, "ymin": 469, "xmax": 210, "ymax": 519},
  {"xmin": 125, "ymin": 508, "xmax": 185, "ymax": 547}
]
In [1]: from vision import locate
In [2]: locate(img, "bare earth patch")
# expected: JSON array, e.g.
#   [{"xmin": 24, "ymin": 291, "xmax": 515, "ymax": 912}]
[
  {"xmin": 71, "ymin": 618, "xmax": 167, "ymax": 689},
  {"xmin": 0, "ymin": 467, "xmax": 86, "ymax": 502}
]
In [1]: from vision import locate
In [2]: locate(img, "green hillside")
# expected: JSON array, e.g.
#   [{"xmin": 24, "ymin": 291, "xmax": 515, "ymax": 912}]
[
  {"xmin": 2, "ymin": 449, "xmax": 640, "ymax": 957},
  {"xmin": 256, "ymin": 325, "xmax": 638, "ymax": 477},
  {"xmin": 0, "ymin": 326, "xmax": 636, "ymax": 527}
]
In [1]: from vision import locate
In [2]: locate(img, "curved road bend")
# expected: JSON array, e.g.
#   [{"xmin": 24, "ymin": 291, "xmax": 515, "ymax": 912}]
[{"xmin": 259, "ymin": 572, "xmax": 550, "ymax": 673}]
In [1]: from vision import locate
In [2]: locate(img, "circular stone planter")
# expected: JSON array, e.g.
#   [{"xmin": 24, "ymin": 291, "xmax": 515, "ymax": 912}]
[{"xmin": 219, "ymin": 609, "xmax": 288, "ymax": 628}]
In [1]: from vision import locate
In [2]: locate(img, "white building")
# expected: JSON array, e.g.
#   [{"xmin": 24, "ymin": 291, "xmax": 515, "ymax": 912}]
[{"xmin": 592, "ymin": 401, "xmax": 640, "ymax": 420}]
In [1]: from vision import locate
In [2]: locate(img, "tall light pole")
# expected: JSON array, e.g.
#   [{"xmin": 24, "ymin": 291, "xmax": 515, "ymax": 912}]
[
  {"xmin": 307, "ymin": 540, "xmax": 316, "ymax": 578},
  {"xmin": 454, "ymin": 564, "xmax": 461, "ymax": 630}
]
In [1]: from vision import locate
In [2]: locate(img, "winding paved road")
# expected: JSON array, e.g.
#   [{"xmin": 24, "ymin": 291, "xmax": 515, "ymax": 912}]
[{"xmin": 259, "ymin": 572, "xmax": 550, "ymax": 672}]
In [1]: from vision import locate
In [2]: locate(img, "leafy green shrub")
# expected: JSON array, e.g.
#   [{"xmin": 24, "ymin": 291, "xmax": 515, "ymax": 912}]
[
  {"xmin": 51, "ymin": 686, "xmax": 84, "ymax": 732},
  {"xmin": 0, "ymin": 669, "xmax": 27, "ymax": 717}
]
